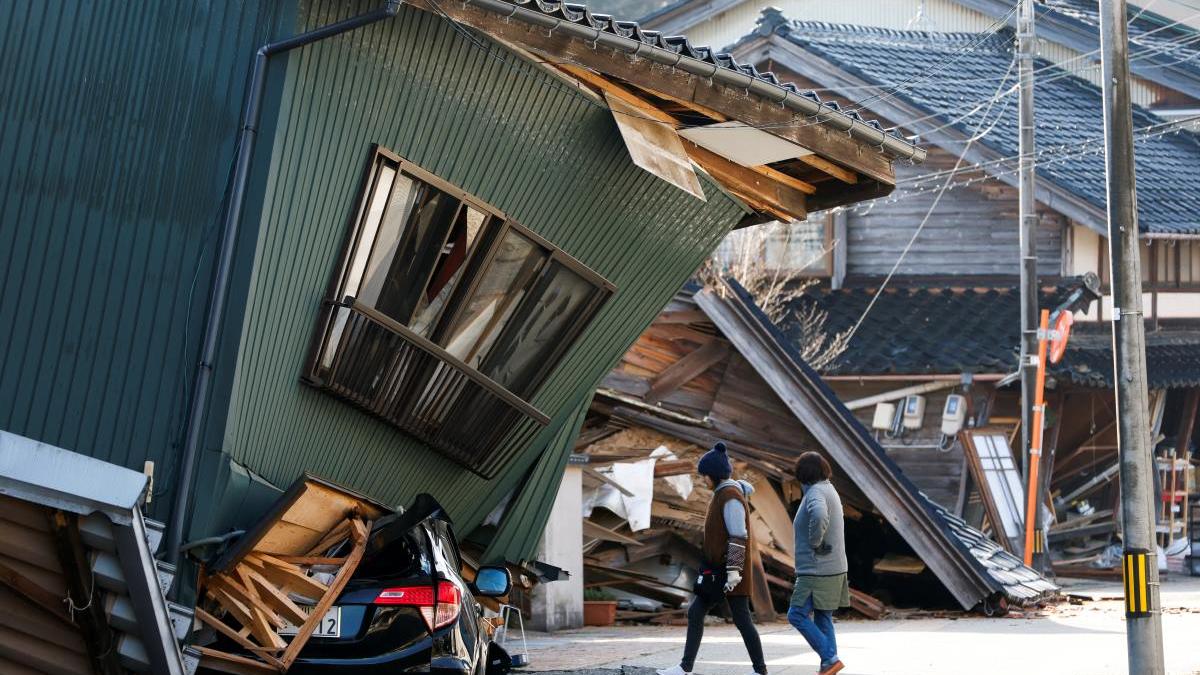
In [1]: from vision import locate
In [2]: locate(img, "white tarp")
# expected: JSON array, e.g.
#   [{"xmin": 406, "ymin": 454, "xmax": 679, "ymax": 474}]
[{"xmin": 583, "ymin": 446, "xmax": 694, "ymax": 532}]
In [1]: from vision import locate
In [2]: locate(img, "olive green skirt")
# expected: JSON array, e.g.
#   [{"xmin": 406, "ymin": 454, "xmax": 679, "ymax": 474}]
[{"xmin": 790, "ymin": 573, "xmax": 850, "ymax": 611}]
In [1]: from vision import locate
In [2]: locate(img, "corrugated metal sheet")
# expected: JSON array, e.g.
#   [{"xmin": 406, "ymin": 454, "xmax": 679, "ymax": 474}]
[
  {"xmin": 481, "ymin": 392, "xmax": 592, "ymax": 564},
  {"xmin": 220, "ymin": 0, "xmax": 746, "ymax": 532},
  {"xmin": 0, "ymin": 0, "xmax": 283, "ymax": 521}
]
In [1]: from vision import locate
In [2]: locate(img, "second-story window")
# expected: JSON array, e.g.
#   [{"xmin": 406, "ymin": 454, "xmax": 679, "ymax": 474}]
[{"xmin": 312, "ymin": 147, "xmax": 613, "ymax": 404}]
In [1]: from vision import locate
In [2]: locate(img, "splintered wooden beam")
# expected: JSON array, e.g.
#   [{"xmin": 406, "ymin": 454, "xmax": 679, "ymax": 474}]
[
  {"xmin": 645, "ymin": 339, "xmax": 730, "ymax": 404},
  {"xmin": 279, "ymin": 519, "xmax": 372, "ymax": 669},
  {"xmin": 243, "ymin": 553, "xmax": 329, "ymax": 601},
  {"xmin": 196, "ymin": 646, "xmax": 280, "ymax": 675}
]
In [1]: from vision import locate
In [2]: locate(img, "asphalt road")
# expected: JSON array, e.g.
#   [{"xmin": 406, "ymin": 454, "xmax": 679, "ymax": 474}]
[{"xmin": 518, "ymin": 576, "xmax": 1200, "ymax": 675}]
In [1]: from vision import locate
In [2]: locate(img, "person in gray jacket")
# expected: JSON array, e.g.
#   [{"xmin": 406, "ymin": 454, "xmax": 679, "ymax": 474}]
[{"xmin": 788, "ymin": 451, "xmax": 848, "ymax": 675}]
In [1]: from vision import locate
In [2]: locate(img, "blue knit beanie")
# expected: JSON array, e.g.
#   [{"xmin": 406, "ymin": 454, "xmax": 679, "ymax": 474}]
[{"xmin": 697, "ymin": 441, "xmax": 733, "ymax": 480}]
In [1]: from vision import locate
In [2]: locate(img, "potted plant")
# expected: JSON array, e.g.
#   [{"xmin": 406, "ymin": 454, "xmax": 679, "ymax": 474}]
[{"xmin": 583, "ymin": 587, "xmax": 618, "ymax": 626}]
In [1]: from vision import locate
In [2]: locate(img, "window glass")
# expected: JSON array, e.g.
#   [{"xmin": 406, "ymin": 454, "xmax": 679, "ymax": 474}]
[
  {"xmin": 374, "ymin": 184, "xmax": 461, "ymax": 324},
  {"xmin": 358, "ymin": 173, "xmax": 417, "ymax": 306},
  {"xmin": 344, "ymin": 164, "xmax": 397, "ymax": 299},
  {"xmin": 479, "ymin": 260, "xmax": 601, "ymax": 398},
  {"xmin": 410, "ymin": 205, "xmax": 487, "ymax": 337},
  {"xmin": 441, "ymin": 229, "xmax": 546, "ymax": 365}
]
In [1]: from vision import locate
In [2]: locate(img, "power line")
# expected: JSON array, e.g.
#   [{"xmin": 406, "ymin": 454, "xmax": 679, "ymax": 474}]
[{"xmin": 841, "ymin": 58, "xmax": 1017, "ymax": 344}]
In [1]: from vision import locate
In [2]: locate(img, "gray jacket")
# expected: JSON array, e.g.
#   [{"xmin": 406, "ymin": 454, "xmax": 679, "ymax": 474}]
[{"xmin": 792, "ymin": 480, "xmax": 848, "ymax": 576}]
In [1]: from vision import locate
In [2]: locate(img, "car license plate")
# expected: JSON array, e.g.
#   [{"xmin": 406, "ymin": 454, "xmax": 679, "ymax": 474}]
[{"xmin": 278, "ymin": 606, "xmax": 341, "ymax": 638}]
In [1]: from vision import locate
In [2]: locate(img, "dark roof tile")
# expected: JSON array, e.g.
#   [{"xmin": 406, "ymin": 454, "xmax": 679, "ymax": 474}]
[
  {"xmin": 746, "ymin": 19, "xmax": 1200, "ymax": 234},
  {"xmin": 776, "ymin": 281, "xmax": 1200, "ymax": 387}
]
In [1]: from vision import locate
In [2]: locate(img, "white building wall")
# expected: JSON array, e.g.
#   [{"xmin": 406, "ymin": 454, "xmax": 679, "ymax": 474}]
[{"xmin": 528, "ymin": 465, "xmax": 584, "ymax": 632}]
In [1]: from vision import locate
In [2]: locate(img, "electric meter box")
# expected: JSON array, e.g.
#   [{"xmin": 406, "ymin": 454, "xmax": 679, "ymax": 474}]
[
  {"xmin": 941, "ymin": 394, "xmax": 967, "ymax": 436},
  {"xmin": 901, "ymin": 395, "xmax": 926, "ymax": 430},
  {"xmin": 872, "ymin": 402, "xmax": 896, "ymax": 431}
]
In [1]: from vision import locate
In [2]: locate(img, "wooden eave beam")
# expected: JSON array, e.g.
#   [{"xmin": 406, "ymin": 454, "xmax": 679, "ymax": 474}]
[
  {"xmin": 404, "ymin": 0, "xmax": 897, "ymax": 185},
  {"xmin": 798, "ymin": 154, "xmax": 858, "ymax": 184}
]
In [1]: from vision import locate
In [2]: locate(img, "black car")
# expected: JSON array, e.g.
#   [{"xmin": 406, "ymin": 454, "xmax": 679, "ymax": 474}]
[{"xmin": 205, "ymin": 494, "xmax": 515, "ymax": 674}]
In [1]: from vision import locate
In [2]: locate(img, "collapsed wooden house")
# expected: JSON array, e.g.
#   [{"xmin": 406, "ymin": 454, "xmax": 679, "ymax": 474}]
[{"xmin": 577, "ymin": 278, "xmax": 1056, "ymax": 615}]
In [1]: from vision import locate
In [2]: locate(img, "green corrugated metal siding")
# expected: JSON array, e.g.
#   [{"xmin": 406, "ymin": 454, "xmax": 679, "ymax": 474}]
[
  {"xmin": 223, "ymin": 0, "xmax": 746, "ymax": 531},
  {"xmin": 482, "ymin": 392, "xmax": 592, "ymax": 564},
  {"xmin": 0, "ymin": 1, "xmax": 283, "ymax": 521}
]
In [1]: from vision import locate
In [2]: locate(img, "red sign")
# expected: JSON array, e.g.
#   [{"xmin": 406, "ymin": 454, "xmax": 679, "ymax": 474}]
[{"xmin": 1049, "ymin": 310, "xmax": 1074, "ymax": 364}]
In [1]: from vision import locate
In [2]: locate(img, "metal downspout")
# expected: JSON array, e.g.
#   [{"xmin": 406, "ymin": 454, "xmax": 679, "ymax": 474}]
[{"xmin": 165, "ymin": 0, "xmax": 403, "ymax": 573}]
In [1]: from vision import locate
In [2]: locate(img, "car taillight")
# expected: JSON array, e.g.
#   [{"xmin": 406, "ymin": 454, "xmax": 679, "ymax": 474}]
[{"xmin": 374, "ymin": 581, "xmax": 461, "ymax": 631}]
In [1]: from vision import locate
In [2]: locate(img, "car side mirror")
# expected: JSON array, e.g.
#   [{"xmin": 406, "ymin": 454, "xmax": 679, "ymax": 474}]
[{"xmin": 473, "ymin": 566, "xmax": 512, "ymax": 597}]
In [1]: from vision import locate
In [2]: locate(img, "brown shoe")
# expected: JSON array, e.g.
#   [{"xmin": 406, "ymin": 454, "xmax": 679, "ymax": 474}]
[{"xmin": 818, "ymin": 661, "xmax": 844, "ymax": 675}]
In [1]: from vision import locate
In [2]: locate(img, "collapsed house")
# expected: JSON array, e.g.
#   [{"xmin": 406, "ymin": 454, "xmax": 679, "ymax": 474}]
[{"xmin": 570, "ymin": 278, "xmax": 1055, "ymax": 621}]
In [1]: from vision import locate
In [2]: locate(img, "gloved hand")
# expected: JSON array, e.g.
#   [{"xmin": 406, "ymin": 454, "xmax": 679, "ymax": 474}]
[{"xmin": 723, "ymin": 570, "xmax": 742, "ymax": 593}]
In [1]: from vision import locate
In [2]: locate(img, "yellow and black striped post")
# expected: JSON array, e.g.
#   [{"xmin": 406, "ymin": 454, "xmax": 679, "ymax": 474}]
[{"xmin": 1123, "ymin": 549, "xmax": 1153, "ymax": 618}]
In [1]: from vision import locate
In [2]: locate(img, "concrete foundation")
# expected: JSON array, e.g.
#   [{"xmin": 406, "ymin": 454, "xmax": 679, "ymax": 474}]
[{"xmin": 529, "ymin": 464, "xmax": 584, "ymax": 632}]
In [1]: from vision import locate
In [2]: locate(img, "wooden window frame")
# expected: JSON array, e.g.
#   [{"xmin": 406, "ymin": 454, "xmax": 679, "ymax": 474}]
[{"xmin": 309, "ymin": 145, "xmax": 615, "ymax": 403}]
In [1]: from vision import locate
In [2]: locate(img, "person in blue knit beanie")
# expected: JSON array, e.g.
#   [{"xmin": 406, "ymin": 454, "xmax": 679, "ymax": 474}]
[{"xmin": 658, "ymin": 441, "xmax": 766, "ymax": 675}]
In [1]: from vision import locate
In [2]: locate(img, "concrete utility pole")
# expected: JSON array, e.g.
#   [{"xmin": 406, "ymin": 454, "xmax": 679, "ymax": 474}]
[
  {"xmin": 1099, "ymin": 1, "xmax": 1165, "ymax": 673},
  {"xmin": 1016, "ymin": 0, "xmax": 1044, "ymax": 570}
]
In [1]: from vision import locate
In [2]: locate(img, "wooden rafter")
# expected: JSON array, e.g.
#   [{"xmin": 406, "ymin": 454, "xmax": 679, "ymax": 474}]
[
  {"xmin": 798, "ymin": 154, "xmax": 858, "ymax": 184},
  {"xmin": 645, "ymin": 339, "xmax": 731, "ymax": 404},
  {"xmin": 557, "ymin": 64, "xmax": 812, "ymax": 221}
]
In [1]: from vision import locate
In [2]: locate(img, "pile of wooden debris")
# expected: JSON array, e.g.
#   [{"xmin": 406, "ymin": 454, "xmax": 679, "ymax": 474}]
[{"xmin": 576, "ymin": 426, "xmax": 887, "ymax": 623}]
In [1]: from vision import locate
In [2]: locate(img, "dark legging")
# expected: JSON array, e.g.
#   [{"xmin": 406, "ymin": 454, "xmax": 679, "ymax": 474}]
[{"xmin": 680, "ymin": 594, "xmax": 766, "ymax": 674}]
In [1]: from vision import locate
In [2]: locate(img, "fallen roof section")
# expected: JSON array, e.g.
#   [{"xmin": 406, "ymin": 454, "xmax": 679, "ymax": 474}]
[
  {"xmin": 695, "ymin": 278, "xmax": 1056, "ymax": 609},
  {"xmin": 0, "ymin": 430, "xmax": 194, "ymax": 674}
]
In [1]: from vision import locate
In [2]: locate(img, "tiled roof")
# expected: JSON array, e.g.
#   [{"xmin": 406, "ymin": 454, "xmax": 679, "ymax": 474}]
[
  {"xmin": 776, "ymin": 283, "xmax": 1073, "ymax": 376},
  {"xmin": 1037, "ymin": 0, "xmax": 1200, "ymax": 82},
  {"xmin": 776, "ymin": 282, "xmax": 1200, "ymax": 388},
  {"xmin": 1055, "ymin": 323, "xmax": 1200, "ymax": 388},
  {"xmin": 474, "ymin": 0, "xmax": 918, "ymax": 158},
  {"xmin": 928, "ymin": 496, "xmax": 1059, "ymax": 601},
  {"xmin": 745, "ymin": 16, "xmax": 1200, "ymax": 235}
]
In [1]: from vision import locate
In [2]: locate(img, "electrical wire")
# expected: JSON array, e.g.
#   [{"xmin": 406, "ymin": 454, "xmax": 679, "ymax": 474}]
[{"xmin": 841, "ymin": 58, "xmax": 1018, "ymax": 345}]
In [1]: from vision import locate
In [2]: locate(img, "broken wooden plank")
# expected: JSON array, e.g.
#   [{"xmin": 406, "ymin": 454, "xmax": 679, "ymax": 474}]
[
  {"xmin": 646, "ymin": 340, "xmax": 731, "ymax": 404},
  {"xmin": 243, "ymin": 553, "xmax": 329, "ymax": 601},
  {"xmin": 873, "ymin": 554, "xmax": 927, "ymax": 575},
  {"xmin": 207, "ymin": 583, "xmax": 286, "ymax": 650},
  {"xmin": 238, "ymin": 565, "xmax": 309, "ymax": 627},
  {"xmin": 849, "ymin": 588, "xmax": 886, "ymax": 619},
  {"xmin": 653, "ymin": 459, "xmax": 694, "ymax": 477},
  {"xmin": 196, "ymin": 646, "xmax": 281, "ymax": 675},
  {"xmin": 582, "ymin": 519, "xmax": 645, "ymax": 547},
  {"xmin": 582, "ymin": 466, "xmax": 635, "ymax": 497},
  {"xmin": 279, "ymin": 519, "xmax": 372, "ymax": 668}
]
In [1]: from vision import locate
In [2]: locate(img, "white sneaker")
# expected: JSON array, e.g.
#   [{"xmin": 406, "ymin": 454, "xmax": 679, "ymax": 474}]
[{"xmin": 656, "ymin": 666, "xmax": 692, "ymax": 675}]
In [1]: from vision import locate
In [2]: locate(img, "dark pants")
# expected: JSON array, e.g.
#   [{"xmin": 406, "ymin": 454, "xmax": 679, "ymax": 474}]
[{"xmin": 680, "ymin": 594, "xmax": 766, "ymax": 674}]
